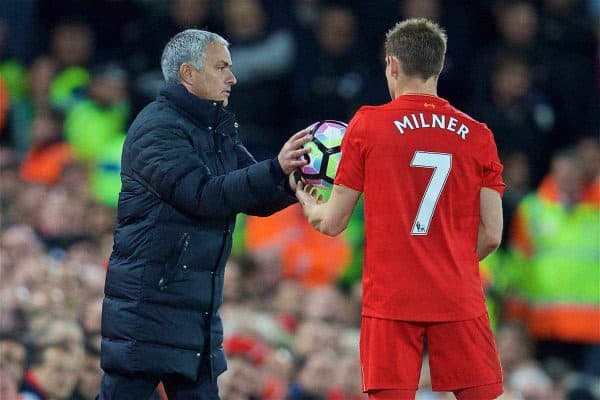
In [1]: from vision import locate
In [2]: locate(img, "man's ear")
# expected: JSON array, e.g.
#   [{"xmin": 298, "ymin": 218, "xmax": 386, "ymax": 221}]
[
  {"xmin": 179, "ymin": 63, "xmax": 193, "ymax": 85},
  {"xmin": 389, "ymin": 55, "xmax": 400, "ymax": 79}
]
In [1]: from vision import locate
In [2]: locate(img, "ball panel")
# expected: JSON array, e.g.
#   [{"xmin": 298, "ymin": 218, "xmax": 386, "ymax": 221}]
[{"xmin": 300, "ymin": 120, "xmax": 347, "ymax": 191}]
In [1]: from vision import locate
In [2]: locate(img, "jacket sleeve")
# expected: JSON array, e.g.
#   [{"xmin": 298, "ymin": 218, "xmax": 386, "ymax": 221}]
[
  {"xmin": 128, "ymin": 127, "xmax": 293, "ymax": 218},
  {"xmin": 233, "ymin": 142, "xmax": 297, "ymax": 217}
]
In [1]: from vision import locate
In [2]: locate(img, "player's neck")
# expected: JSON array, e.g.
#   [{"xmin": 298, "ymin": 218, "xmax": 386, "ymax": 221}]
[{"xmin": 394, "ymin": 77, "xmax": 438, "ymax": 99}]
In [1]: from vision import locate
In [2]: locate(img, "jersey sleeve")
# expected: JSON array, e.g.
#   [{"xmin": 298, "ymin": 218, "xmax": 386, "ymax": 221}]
[
  {"xmin": 481, "ymin": 126, "xmax": 506, "ymax": 196},
  {"xmin": 334, "ymin": 110, "xmax": 366, "ymax": 192}
]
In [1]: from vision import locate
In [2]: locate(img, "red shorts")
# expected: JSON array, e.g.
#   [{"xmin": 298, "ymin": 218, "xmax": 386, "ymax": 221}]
[{"xmin": 360, "ymin": 313, "xmax": 503, "ymax": 397}]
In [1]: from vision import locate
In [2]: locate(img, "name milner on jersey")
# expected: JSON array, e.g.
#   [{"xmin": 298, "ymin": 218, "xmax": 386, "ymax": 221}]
[{"xmin": 393, "ymin": 113, "xmax": 469, "ymax": 140}]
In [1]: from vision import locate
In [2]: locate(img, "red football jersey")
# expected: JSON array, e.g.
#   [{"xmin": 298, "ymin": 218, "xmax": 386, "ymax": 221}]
[{"xmin": 335, "ymin": 94, "xmax": 505, "ymax": 321}]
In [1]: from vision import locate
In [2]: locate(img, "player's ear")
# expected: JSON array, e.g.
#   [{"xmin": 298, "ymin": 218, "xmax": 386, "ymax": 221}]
[{"xmin": 389, "ymin": 56, "xmax": 400, "ymax": 79}]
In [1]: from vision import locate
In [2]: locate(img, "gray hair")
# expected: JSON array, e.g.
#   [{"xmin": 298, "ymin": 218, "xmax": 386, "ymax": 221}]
[{"xmin": 160, "ymin": 29, "xmax": 229, "ymax": 83}]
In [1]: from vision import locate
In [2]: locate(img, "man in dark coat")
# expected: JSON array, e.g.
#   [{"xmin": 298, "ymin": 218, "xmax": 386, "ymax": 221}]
[{"xmin": 99, "ymin": 29, "xmax": 311, "ymax": 399}]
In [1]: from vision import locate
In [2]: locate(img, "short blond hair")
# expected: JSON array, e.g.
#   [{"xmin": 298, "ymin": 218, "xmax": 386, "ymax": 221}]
[{"xmin": 385, "ymin": 18, "xmax": 447, "ymax": 80}]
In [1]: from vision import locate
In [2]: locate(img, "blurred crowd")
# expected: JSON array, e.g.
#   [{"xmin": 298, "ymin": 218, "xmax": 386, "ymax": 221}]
[{"xmin": 0, "ymin": 0, "xmax": 598, "ymax": 399}]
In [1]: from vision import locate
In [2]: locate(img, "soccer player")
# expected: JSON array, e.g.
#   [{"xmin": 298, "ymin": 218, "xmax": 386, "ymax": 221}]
[{"xmin": 295, "ymin": 18, "xmax": 505, "ymax": 400}]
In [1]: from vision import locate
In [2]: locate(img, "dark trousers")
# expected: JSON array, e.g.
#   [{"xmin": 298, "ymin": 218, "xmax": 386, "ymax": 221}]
[{"xmin": 98, "ymin": 370, "xmax": 220, "ymax": 400}]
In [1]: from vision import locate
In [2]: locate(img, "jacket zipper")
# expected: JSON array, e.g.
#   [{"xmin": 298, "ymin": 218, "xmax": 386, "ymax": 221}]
[{"xmin": 158, "ymin": 232, "xmax": 189, "ymax": 289}]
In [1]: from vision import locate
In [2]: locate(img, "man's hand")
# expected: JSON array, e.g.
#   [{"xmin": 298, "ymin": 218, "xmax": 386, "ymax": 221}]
[{"xmin": 278, "ymin": 128, "xmax": 312, "ymax": 175}]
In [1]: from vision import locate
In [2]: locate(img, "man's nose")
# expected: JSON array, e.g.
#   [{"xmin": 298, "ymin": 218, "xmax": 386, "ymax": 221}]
[{"xmin": 227, "ymin": 71, "xmax": 237, "ymax": 86}]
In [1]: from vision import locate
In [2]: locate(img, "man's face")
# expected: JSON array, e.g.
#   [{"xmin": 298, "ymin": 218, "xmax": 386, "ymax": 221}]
[
  {"xmin": 37, "ymin": 347, "xmax": 81, "ymax": 399},
  {"xmin": 186, "ymin": 42, "xmax": 237, "ymax": 106},
  {"xmin": 0, "ymin": 340, "xmax": 25, "ymax": 384}
]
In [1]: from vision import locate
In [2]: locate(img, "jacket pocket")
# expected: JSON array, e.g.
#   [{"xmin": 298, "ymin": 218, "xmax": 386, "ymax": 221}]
[{"xmin": 158, "ymin": 232, "xmax": 190, "ymax": 289}]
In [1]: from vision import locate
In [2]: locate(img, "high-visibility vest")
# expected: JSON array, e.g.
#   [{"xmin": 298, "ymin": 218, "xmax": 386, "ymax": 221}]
[{"xmin": 508, "ymin": 175, "xmax": 600, "ymax": 343}]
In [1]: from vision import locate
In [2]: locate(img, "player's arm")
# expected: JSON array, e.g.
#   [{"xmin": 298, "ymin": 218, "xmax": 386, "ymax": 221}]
[
  {"xmin": 477, "ymin": 187, "xmax": 503, "ymax": 260},
  {"xmin": 296, "ymin": 182, "xmax": 360, "ymax": 236}
]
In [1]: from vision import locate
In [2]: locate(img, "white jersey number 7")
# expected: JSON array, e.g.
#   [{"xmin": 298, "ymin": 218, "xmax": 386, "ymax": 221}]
[{"xmin": 410, "ymin": 151, "xmax": 452, "ymax": 235}]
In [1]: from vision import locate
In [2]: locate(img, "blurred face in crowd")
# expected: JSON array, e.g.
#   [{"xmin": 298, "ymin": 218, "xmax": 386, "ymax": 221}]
[
  {"xmin": 51, "ymin": 23, "xmax": 93, "ymax": 67},
  {"xmin": 294, "ymin": 320, "xmax": 338, "ymax": 358},
  {"xmin": 298, "ymin": 353, "xmax": 335, "ymax": 396},
  {"xmin": 552, "ymin": 155, "xmax": 584, "ymax": 200},
  {"xmin": 303, "ymin": 286, "xmax": 344, "ymax": 322},
  {"xmin": 223, "ymin": 259, "xmax": 242, "ymax": 302},
  {"xmin": 577, "ymin": 137, "xmax": 600, "ymax": 182},
  {"xmin": 317, "ymin": 7, "xmax": 356, "ymax": 55},
  {"xmin": 34, "ymin": 346, "xmax": 81, "ymax": 400},
  {"xmin": 401, "ymin": 0, "xmax": 441, "ymax": 21},
  {"xmin": 180, "ymin": 41, "xmax": 236, "ymax": 106},
  {"xmin": 496, "ymin": 323, "xmax": 532, "ymax": 374},
  {"xmin": 491, "ymin": 59, "xmax": 531, "ymax": 106},
  {"xmin": 171, "ymin": 0, "xmax": 210, "ymax": 27},
  {"xmin": 28, "ymin": 57, "xmax": 56, "ymax": 104},
  {"xmin": 224, "ymin": 0, "xmax": 266, "ymax": 39},
  {"xmin": 335, "ymin": 354, "xmax": 363, "ymax": 396},
  {"xmin": 218, "ymin": 356, "xmax": 263, "ymax": 400},
  {"xmin": 30, "ymin": 114, "xmax": 61, "ymax": 147},
  {"xmin": 77, "ymin": 351, "xmax": 102, "ymax": 400},
  {"xmin": 502, "ymin": 151, "xmax": 530, "ymax": 192},
  {"xmin": 89, "ymin": 75, "xmax": 128, "ymax": 107},
  {"xmin": 0, "ymin": 369, "xmax": 19, "ymax": 400},
  {"xmin": 0, "ymin": 340, "xmax": 25, "ymax": 385},
  {"xmin": 498, "ymin": 2, "xmax": 538, "ymax": 47}
]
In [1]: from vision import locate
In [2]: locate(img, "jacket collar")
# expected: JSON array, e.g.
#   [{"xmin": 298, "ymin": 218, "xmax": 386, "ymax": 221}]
[{"xmin": 159, "ymin": 83, "xmax": 227, "ymax": 128}]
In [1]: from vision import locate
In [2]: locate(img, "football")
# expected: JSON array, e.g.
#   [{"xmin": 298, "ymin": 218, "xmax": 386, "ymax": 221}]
[{"xmin": 300, "ymin": 120, "xmax": 348, "ymax": 199}]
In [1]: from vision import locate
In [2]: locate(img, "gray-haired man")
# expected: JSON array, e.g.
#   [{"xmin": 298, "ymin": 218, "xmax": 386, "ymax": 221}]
[{"xmin": 99, "ymin": 29, "xmax": 311, "ymax": 399}]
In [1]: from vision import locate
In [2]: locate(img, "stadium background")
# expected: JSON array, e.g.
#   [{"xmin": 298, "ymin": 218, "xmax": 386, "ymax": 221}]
[{"xmin": 0, "ymin": 0, "xmax": 598, "ymax": 399}]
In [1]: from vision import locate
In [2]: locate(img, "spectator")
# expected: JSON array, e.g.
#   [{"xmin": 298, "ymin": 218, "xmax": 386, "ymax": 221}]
[
  {"xmin": 46, "ymin": 19, "xmax": 94, "ymax": 111},
  {"xmin": 64, "ymin": 63, "xmax": 129, "ymax": 163},
  {"xmin": 8, "ymin": 56, "xmax": 57, "ymax": 154},
  {"xmin": 288, "ymin": 352, "xmax": 336, "ymax": 400},
  {"xmin": 507, "ymin": 145, "xmax": 600, "ymax": 370},
  {"xmin": 71, "ymin": 343, "xmax": 102, "ymax": 400},
  {"xmin": 0, "ymin": 18, "xmax": 26, "ymax": 102},
  {"xmin": 222, "ymin": 0, "xmax": 296, "ymax": 159},
  {"xmin": 0, "ymin": 333, "xmax": 26, "ymax": 387},
  {"xmin": 244, "ymin": 205, "xmax": 351, "ymax": 289},
  {"xmin": 292, "ymin": 4, "xmax": 371, "ymax": 129},
  {"xmin": 471, "ymin": 53, "xmax": 555, "ymax": 185},
  {"xmin": 0, "ymin": 369, "xmax": 19, "ymax": 400},
  {"xmin": 19, "ymin": 341, "xmax": 82, "ymax": 400},
  {"xmin": 20, "ymin": 111, "xmax": 73, "ymax": 185}
]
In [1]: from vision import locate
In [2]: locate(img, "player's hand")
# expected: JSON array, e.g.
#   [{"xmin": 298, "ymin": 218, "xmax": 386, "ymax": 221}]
[
  {"xmin": 288, "ymin": 169, "xmax": 303, "ymax": 193},
  {"xmin": 295, "ymin": 180, "xmax": 325, "ymax": 207},
  {"xmin": 278, "ymin": 128, "xmax": 312, "ymax": 175}
]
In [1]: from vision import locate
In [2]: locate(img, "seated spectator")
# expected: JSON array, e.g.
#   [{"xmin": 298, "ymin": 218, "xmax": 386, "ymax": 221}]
[
  {"xmin": 47, "ymin": 19, "xmax": 94, "ymax": 111},
  {"xmin": 19, "ymin": 341, "xmax": 81, "ymax": 400},
  {"xmin": 292, "ymin": 4, "xmax": 371, "ymax": 129},
  {"xmin": 64, "ymin": 63, "xmax": 129, "ymax": 163},
  {"xmin": 329, "ymin": 351, "xmax": 366, "ymax": 400},
  {"xmin": 0, "ymin": 369, "xmax": 19, "ymax": 400},
  {"xmin": 90, "ymin": 134, "xmax": 125, "ymax": 207},
  {"xmin": 222, "ymin": 0, "xmax": 296, "ymax": 159},
  {"xmin": 288, "ymin": 352, "xmax": 336, "ymax": 400},
  {"xmin": 19, "ymin": 111, "xmax": 73, "ymax": 185},
  {"xmin": 70, "ymin": 343, "xmax": 102, "ymax": 400},
  {"xmin": 0, "ymin": 19, "xmax": 26, "ymax": 103},
  {"xmin": 471, "ymin": 53, "xmax": 555, "ymax": 185},
  {"xmin": 8, "ymin": 56, "xmax": 57, "ymax": 154},
  {"xmin": 244, "ymin": 205, "xmax": 351, "ymax": 289},
  {"xmin": 0, "ymin": 333, "xmax": 26, "ymax": 388}
]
